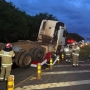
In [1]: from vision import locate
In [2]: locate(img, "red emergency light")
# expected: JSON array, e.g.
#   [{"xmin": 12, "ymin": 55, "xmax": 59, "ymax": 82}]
[{"xmin": 67, "ymin": 39, "xmax": 75, "ymax": 43}]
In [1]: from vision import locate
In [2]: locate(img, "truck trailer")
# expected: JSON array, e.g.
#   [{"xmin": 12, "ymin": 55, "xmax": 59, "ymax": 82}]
[{"xmin": 0, "ymin": 19, "xmax": 68, "ymax": 68}]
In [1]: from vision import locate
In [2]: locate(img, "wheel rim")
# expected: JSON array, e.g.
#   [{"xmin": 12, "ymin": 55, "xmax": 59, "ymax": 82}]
[
  {"xmin": 24, "ymin": 56, "xmax": 32, "ymax": 65},
  {"xmin": 37, "ymin": 52, "xmax": 42, "ymax": 59}
]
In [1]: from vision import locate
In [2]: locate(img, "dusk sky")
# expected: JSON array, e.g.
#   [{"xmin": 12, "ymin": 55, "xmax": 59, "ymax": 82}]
[{"xmin": 6, "ymin": 0, "xmax": 90, "ymax": 40}]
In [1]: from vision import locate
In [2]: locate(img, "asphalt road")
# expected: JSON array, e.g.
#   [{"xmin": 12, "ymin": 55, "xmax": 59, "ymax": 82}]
[{"xmin": 0, "ymin": 58, "xmax": 90, "ymax": 90}]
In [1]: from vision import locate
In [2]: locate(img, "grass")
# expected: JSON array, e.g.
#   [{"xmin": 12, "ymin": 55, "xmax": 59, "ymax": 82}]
[{"xmin": 79, "ymin": 44, "xmax": 90, "ymax": 60}]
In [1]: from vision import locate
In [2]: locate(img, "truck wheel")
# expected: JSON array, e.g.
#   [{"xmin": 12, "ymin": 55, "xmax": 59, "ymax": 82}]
[
  {"xmin": 30, "ymin": 47, "xmax": 38, "ymax": 54},
  {"xmin": 19, "ymin": 52, "xmax": 33, "ymax": 68},
  {"xmin": 33, "ymin": 48, "xmax": 45, "ymax": 62},
  {"xmin": 30, "ymin": 47, "xmax": 38, "ymax": 60},
  {"xmin": 14, "ymin": 51, "xmax": 26, "ymax": 66},
  {"xmin": 46, "ymin": 54, "xmax": 57, "ymax": 65}
]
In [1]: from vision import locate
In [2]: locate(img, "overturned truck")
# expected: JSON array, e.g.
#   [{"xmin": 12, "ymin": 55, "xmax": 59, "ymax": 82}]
[{"xmin": 0, "ymin": 20, "xmax": 68, "ymax": 69}]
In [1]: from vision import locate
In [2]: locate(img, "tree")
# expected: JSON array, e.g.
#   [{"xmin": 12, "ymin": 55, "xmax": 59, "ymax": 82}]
[
  {"xmin": 0, "ymin": 0, "xmax": 59, "ymax": 42},
  {"xmin": 66, "ymin": 33, "xmax": 84, "ymax": 42},
  {"xmin": 0, "ymin": 0, "xmax": 29, "ymax": 42}
]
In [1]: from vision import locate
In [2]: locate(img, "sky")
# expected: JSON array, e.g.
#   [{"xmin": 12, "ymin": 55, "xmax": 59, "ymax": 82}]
[{"xmin": 6, "ymin": 0, "xmax": 90, "ymax": 40}]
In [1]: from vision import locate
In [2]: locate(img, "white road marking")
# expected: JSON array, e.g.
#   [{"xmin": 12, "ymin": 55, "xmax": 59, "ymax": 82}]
[
  {"xmin": 78, "ymin": 61, "xmax": 85, "ymax": 62},
  {"xmin": 53, "ymin": 64, "xmax": 90, "ymax": 67},
  {"xmin": 64, "ymin": 60, "xmax": 85, "ymax": 62},
  {"xmin": 42, "ymin": 70, "xmax": 90, "ymax": 75},
  {"xmin": 20, "ymin": 80, "xmax": 90, "ymax": 89},
  {"xmin": 15, "ymin": 62, "xmax": 90, "ymax": 90}
]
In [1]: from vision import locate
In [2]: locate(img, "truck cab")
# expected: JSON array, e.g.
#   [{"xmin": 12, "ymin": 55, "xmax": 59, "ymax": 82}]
[{"xmin": 38, "ymin": 20, "xmax": 68, "ymax": 53}]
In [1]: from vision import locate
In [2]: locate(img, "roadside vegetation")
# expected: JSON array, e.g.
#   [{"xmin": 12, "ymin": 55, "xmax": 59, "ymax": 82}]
[
  {"xmin": 0, "ymin": 0, "xmax": 84, "ymax": 43},
  {"xmin": 79, "ymin": 44, "xmax": 90, "ymax": 60}
]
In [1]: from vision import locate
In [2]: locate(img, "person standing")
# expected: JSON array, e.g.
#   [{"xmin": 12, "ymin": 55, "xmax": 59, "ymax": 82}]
[
  {"xmin": 0, "ymin": 43, "xmax": 15, "ymax": 81},
  {"xmin": 72, "ymin": 42, "xmax": 80, "ymax": 66},
  {"xmin": 64, "ymin": 44, "xmax": 72, "ymax": 63}
]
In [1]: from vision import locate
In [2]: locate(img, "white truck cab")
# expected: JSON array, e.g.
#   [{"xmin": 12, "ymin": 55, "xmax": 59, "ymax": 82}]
[{"xmin": 38, "ymin": 20, "xmax": 68, "ymax": 53}]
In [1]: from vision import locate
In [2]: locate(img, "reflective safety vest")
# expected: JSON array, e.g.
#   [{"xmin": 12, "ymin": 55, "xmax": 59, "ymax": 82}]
[
  {"xmin": 72, "ymin": 45, "xmax": 80, "ymax": 56},
  {"xmin": 64, "ymin": 47, "xmax": 71, "ymax": 55},
  {"xmin": 0, "ymin": 50, "xmax": 15, "ymax": 67}
]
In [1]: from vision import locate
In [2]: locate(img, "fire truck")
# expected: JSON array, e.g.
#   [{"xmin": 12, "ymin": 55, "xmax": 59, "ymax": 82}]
[{"xmin": 0, "ymin": 20, "xmax": 68, "ymax": 68}]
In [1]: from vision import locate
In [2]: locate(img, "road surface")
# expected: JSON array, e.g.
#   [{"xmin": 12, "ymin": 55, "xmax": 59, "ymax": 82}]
[{"xmin": 0, "ymin": 58, "xmax": 90, "ymax": 90}]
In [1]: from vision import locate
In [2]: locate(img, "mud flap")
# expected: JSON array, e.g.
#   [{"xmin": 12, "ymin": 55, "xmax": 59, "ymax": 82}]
[{"xmin": 30, "ymin": 59, "xmax": 47, "ymax": 67}]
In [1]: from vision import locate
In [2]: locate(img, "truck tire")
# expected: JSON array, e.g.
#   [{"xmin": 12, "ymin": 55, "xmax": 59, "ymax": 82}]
[
  {"xmin": 30, "ymin": 47, "xmax": 38, "ymax": 60},
  {"xmin": 15, "ymin": 51, "xmax": 26, "ymax": 66},
  {"xmin": 30, "ymin": 47, "xmax": 37, "ymax": 54},
  {"xmin": 46, "ymin": 54, "xmax": 56, "ymax": 65},
  {"xmin": 19, "ymin": 52, "xmax": 33, "ymax": 68},
  {"xmin": 33, "ymin": 48, "xmax": 45, "ymax": 62}
]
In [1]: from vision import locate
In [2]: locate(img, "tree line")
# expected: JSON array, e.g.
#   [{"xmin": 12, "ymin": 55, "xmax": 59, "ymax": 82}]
[
  {"xmin": 0, "ymin": 0, "xmax": 84, "ymax": 43},
  {"xmin": 66, "ymin": 33, "xmax": 84, "ymax": 42}
]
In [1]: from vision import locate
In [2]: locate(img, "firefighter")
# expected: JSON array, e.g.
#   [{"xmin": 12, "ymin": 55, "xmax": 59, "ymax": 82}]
[
  {"xmin": 72, "ymin": 42, "xmax": 80, "ymax": 66},
  {"xmin": 0, "ymin": 43, "xmax": 15, "ymax": 81},
  {"xmin": 64, "ymin": 44, "xmax": 72, "ymax": 63}
]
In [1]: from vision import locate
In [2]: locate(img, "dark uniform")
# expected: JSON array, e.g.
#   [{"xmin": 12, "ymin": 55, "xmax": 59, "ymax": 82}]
[
  {"xmin": 60, "ymin": 46, "xmax": 65, "ymax": 60},
  {"xmin": 64, "ymin": 45, "xmax": 72, "ymax": 63},
  {"xmin": 72, "ymin": 42, "xmax": 80, "ymax": 66},
  {"xmin": 87, "ymin": 55, "xmax": 90, "ymax": 61},
  {"xmin": 0, "ymin": 43, "xmax": 15, "ymax": 81}
]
